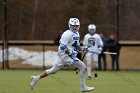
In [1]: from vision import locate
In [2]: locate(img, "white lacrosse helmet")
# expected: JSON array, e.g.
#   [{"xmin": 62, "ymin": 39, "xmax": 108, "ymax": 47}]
[
  {"xmin": 88, "ymin": 24, "xmax": 96, "ymax": 33},
  {"xmin": 68, "ymin": 18, "xmax": 80, "ymax": 32}
]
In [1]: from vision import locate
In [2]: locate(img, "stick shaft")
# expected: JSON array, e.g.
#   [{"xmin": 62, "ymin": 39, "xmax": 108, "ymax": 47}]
[
  {"xmin": 103, "ymin": 52, "xmax": 117, "ymax": 55},
  {"xmin": 81, "ymin": 52, "xmax": 86, "ymax": 61}
]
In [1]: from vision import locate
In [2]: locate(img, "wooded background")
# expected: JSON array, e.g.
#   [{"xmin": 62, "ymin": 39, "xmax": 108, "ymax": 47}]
[{"xmin": 0, "ymin": 0, "xmax": 140, "ymax": 40}]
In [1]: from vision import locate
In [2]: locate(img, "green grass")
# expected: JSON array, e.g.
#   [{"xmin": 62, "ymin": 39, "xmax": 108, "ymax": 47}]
[{"xmin": 0, "ymin": 70, "xmax": 140, "ymax": 93}]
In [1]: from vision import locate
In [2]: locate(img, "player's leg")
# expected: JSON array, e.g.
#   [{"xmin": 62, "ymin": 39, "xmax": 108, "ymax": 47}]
[
  {"xmin": 98, "ymin": 54, "xmax": 102, "ymax": 70},
  {"xmin": 111, "ymin": 55, "xmax": 115, "ymax": 70},
  {"xmin": 73, "ymin": 60, "xmax": 86, "ymax": 87},
  {"xmin": 93, "ymin": 53, "xmax": 99, "ymax": 79},
  {"xmin": 103, "ymin": 54, "xmax": 107, "ymax": 70},
  {"xmin": 116, "ymin": 55, "xmax": 119, "ymax": 70},
  {"xmin": 85, "ymin": 52, "xmax": 92, "ymax": 79},
  {"xmin": 73, "ymin": 60, "xmax": 94, "ymax": 92},
  {"xmin": 30, "ymin": 58, "xmax": 62, "ymax": 90}
]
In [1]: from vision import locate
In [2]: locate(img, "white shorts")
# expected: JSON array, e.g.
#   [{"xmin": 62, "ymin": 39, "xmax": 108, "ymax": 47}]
[
  {"xmin": 55, "ymin": 54, "xmax": 80, "ymax": 67},
  {"xmin": 85, "ymin": 52, "xmax": 98, "ymax": 62},
  {"xmin": 46, "ymin": 54, "xmax": 86, "ymax": 75}
]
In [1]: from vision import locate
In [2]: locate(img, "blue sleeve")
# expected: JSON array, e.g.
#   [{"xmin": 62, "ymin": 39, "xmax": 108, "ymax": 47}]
[{"xmin": 59, "ymin": 45, "xmax": 67, "ymax": 50}]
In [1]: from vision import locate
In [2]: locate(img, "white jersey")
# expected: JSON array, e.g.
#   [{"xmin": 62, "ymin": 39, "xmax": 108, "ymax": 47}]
[
  {"xmin": 83, "ymin": 33, "xmax": 103, "ymax": 53},
  {"xmin": 58, "ymin": 30, "xmax": 80, "ymax": 55}
]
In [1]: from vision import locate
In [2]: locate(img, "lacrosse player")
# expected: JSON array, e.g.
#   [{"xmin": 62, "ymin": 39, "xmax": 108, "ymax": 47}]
[
  {"xmin": 30, "ymin": 18, "xmax": 94, "ymax": 92},
  {"xmin": 83, "ymin": 24, "xmax": 103, "ymax": 80}
]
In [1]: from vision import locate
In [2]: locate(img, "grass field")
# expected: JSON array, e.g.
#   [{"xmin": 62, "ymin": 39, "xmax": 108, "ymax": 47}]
[{"xmin": 0, "ymin": 70, "xmax": 140, "ymax": 93}]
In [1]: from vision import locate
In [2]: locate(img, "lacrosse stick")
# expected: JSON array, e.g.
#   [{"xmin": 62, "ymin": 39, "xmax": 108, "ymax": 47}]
[{"xmin": 103, "ymin": 52, "xmax": 117, "ymax": 55}]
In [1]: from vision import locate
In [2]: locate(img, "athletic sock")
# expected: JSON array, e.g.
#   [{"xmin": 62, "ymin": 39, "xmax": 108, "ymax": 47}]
[
  {"xmin": 80, "ymin": 70, "xmax": 86, "ymax": 87},
  {"xmin": 35, "ymin": 75, "xmax": 41, "ymax": 81}
]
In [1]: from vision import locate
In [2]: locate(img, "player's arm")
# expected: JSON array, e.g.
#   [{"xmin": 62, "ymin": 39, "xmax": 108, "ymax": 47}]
[
  {"xmin": 59, "ymin": 32, "xmax": 77, "ymax": 57},
  {"xmin": 59, "ymin": 32, "xmax": 70, "ymax": 52},
  {"xmin": 59, "ymin": 43, "xmax": 78, "ymax": 57},
  {"xmin": 97, "ymin": 35, "xmax": 104, "ymax": 53},
  {"xmin": 82, "ymin": 35, "xmax": 89, "ymax": 52},
  {"xmin": 98, "ymin": 35, "xmax": 104, "ymax": 48},
  {"xmin": 59, "ymin": 31, "xmax": 70, "ymax": 52}
]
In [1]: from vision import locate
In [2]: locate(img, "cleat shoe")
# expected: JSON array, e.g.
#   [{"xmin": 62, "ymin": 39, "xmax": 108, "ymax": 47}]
[
  {"xmin": 94, "ymin": 73, "xmax": 98, "ymax": 79},
  {"xmin": 80, "ymin": 86, "xmax": 94, "ymax": 92},
  {"xmin": 30, "ymin": 76, "xmax": 38, "ymax": 90},
  {"xmin": 87, "ymin": 76, "xmax": 91, "ymax": 80}
]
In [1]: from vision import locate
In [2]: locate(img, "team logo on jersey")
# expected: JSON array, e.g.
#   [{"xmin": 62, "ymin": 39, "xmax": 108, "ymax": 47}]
[
  {"xmin": 73, "ymin": 37, "xmax": 79, "ymax": 40},
  {"xmin": 88, "ymin": 37, "xmax": 95, "ymax": 47}
]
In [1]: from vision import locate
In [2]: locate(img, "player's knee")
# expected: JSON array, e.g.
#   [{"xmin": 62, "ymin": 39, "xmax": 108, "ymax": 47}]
[
  {"xmin": 87, "ymin": 63, "xmax": 91, "ymax": 67},
  {"xmin": 94, "ymin": 62, "xmax": 99, "ymax": 68},
  {"xmin": 80, "ymin": 67, "xmax": 86, "ymax": 74},
  {"xmin": 80, "ymin": 66, "xmax": 86, "ymax": 72},
  {"xmin": 45, "ymin": 68, "xmax": 58, "ymax": 75},
  {"xmin": 51, "ymin": 70, "xmax": 57, "ymax": 74},
  {"xmin": 94, "ymin": 59, "xmax": 98, "ymax": 62},
  {"xmin": 47, "ymin": 70, "xmax": 57, "ymax": 75}
]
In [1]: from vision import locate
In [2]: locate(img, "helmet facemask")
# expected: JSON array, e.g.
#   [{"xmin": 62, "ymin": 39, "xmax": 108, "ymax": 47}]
[
  {"xmin": 88, "ymin": 24, "xmax": 96, "ymax": 35},
  {"xmin": 69, "ymin": 18, "xmax": 80, "ymax": 32}
]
